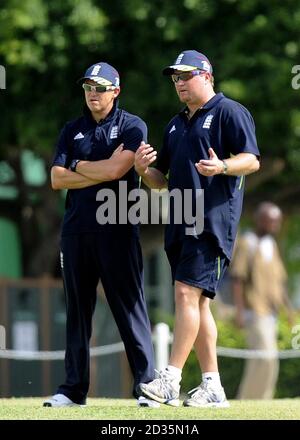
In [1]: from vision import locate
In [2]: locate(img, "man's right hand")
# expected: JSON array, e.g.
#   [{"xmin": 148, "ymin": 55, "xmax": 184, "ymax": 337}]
[{"xmin": 134, "ymin": 141, "xmax": 157, "ymax": 176}]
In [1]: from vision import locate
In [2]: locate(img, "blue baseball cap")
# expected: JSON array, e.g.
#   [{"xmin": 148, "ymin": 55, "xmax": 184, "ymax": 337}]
[
  {"xmin": 78, "ymin": 62, "xmax": 120, "ymax": 87},
  {"xmin": 162, "ymin": 50, "xmax": 213, "ymax": 75}
]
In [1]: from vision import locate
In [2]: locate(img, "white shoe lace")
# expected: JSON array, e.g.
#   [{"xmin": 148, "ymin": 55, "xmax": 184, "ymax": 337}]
[
  {"xmin": 149, "ymin": 369, "xmax": 179, "ymax": 398},
  {"xmin": 188, "ymin": 382, "xmax": 223, "ymax": 403}
]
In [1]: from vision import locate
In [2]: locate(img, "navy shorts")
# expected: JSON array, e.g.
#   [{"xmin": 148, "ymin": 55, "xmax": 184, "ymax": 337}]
[{"xmin": 166, "ymin": 233, "xmax": 229, "ymax": 299}]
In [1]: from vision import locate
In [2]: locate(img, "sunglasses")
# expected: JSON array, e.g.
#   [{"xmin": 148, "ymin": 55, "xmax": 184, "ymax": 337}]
[
  {"xmin": 171, "ymin": 70, "xmax": 206, "ymax": 83},
  {"xmin": 82, "ymin": 83, "xmax": 116, "ymax": 93}
]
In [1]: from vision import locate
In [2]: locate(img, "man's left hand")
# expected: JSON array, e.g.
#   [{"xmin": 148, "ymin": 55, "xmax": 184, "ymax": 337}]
[{"xmin": 195, "ymin": 147, "xmax": 224, "ymax": 176}]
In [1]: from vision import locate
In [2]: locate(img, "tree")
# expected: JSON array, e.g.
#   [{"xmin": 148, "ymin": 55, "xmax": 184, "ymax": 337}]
[{"xmin": 0, "ymin": 0, "xmax": 299, "ymax": 275}]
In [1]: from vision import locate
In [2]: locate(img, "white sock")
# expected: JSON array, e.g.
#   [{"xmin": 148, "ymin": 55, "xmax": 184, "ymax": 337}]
[
  {"xmin": 202, "ymin": 372, "xmax": 221, "ymax": 388},
  {"xmin": 166, "ymin": 365, "xmax": 182, "ymax": 380}
]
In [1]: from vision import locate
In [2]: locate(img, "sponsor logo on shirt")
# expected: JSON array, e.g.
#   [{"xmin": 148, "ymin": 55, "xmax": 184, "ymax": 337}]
[
  {"xmin": 60, "ymin": 251, "xmax": 64, "ymax": 269},
  {"xmin": 202, "ymin": 114, "xmax": 214, "ymax": 129},
  {"xmin": 110, "ymin": 125, "xmax": 119, "ymax": 139},
  {"xmin": 169, "ymin": 125, "xmax": 176, "ymax": 133},
  {"xmin": 74, "ymin": 132, "xmax": 84, "ymax": 140}
]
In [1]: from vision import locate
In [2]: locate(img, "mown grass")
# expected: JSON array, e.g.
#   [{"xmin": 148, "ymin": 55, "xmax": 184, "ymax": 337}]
[{"xmin": 0, "ymin": 398, "xmax": 299, "ymax": 420}]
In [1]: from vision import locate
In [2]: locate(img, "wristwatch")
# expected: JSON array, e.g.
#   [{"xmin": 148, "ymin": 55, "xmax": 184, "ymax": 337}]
[
  {"xmin": 70, "ymin": 159, "xmax": 81, "ymax": 172},
  {"xmin": 222, "ymin": 160, "xmax": 228, "ymax": 175}
]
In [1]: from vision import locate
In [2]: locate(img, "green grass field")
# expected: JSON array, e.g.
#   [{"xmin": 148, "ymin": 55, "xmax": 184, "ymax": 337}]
[{"xmin": 0, "ymin": 398, "xmax": 299, "ymax": 420}]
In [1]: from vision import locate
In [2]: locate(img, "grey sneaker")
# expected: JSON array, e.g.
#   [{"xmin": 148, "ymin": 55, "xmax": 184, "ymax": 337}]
[
  {"xmin": 183, "ymin": 382, "xmax": 230, "ymax": 408},
  {"xmin": 138, "ymin": 369, "xmax": 180, "ymax": 407}
]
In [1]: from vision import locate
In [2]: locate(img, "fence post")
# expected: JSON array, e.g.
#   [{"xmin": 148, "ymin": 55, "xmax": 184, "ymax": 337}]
[
  {"xmin": 0, "ymin": 325, "xmax": 6, "ymax": 349},
  {"xmin": 153, "ymin": 322, "xmax": 170, "ymax": 371},
  {"xmin": 0, "ymin": 65, "xmax": 6, "ymax": 89}
]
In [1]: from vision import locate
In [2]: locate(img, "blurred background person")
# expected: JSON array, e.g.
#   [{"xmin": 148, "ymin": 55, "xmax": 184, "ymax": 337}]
[{"xmin": 230, "ymin": 202, "xmax": 293, "ymax": 399}]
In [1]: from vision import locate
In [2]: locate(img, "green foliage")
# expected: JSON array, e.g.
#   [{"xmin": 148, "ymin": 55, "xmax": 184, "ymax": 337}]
[
  {"xmin": 282, "ymin": 214, "xmax": 300, "ymax": 304},
  {"xmin": 1, "ymin": 0, "xmax": 300, "ymax": 164},
  {"xmin": 276, "ymin": 313, "xmax": 300, "ymax": 398}
]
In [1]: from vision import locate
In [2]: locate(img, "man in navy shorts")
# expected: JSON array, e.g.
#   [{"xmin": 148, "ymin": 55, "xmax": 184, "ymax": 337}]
[
  {"xmin": 135, "ymin": 50, "xmax": 260, "ymax": 407},
  {"xmin": 43, "ymin": 61, "xmax": 157, "ymax": 408}
]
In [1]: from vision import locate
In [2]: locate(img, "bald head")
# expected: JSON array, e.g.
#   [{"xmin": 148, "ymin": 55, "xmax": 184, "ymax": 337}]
[{"xmin": 254, "ymin": 202, "xmax": 282, "ymax": 236}]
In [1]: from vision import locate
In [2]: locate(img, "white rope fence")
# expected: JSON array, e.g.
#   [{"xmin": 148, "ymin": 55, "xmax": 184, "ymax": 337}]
[
  {"xmin": 216, "ymin": 347, "xmax": 300, "ymax": 359},
  {"xmin": 0, "ymin": 342, "xmax": 125, "ymax": 361},
  {"xmin": 0, "ymin": 323, "xmax": 299, "ymax": 362}
]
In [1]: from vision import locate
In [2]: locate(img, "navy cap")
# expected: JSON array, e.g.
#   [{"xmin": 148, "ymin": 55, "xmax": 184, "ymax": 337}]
[
  {"xmin": 78, "ymin": 62, "xmax": 120, "ymax": 87},
  {"xmin": 162, "ymin": 50, "xmax": 213, "ymax": 75}
]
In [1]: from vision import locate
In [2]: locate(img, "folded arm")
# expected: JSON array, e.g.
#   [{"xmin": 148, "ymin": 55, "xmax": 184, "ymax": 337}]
[
  {"xmin": 51, "ymin": 166, "xmax": 102, "ymax": 190},
  {"xmin": 76, "ymin": 145, "xmax": 135, "ymax": 181}
]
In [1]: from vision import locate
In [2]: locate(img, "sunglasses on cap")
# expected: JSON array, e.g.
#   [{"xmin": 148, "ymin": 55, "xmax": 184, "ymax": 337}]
[
  {"xmin": 171, "ymin": 70, "xmax": 207, "ymax": 83},
  {"xmin": 82, "ymin": 83, "xmax": 116, "ymax": 93}
]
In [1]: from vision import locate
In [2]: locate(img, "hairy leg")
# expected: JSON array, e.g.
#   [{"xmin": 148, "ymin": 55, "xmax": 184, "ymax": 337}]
[
  {"xmin": 169, "ymin": 281, "xmax": 202, "ymax": 368},
  {"xmin": 194, "ymin": 295, "xmax": 218, "ymax": 373}
]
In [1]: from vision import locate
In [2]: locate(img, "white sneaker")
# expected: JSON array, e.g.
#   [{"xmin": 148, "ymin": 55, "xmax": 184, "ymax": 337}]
[
  {"xmin": 138, "ymin": 369, "xmax": 180, "ymax": 407},
  {"xmin": 43, "ymin": 393, "xmax": 85, "ymax": 408},
  {"xmin": 183, "ymin": 382, "xmax": 230, "ymax": 408},
  {"xmin": 137, "ymin": 396, "xmax": 160, "ymax": 408}
]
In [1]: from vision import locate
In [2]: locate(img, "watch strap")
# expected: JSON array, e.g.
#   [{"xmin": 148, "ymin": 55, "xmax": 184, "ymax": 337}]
[
  {"xmin": 70, "ymin": 159, "xmax": 81, "ymax": 172},
  {"xmin": 222, "ymin": 160, "xmax": 228, "ymax": 175}
]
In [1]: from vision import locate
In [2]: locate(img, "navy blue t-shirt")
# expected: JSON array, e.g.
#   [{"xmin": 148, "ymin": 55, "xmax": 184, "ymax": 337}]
[
  {"xmin": 156, "ymin": 93, "xmax": 260, "ymax": 260},
  {"xmin": 52, "ymin": 101, "xmax": 147, "ymax": 236}
]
